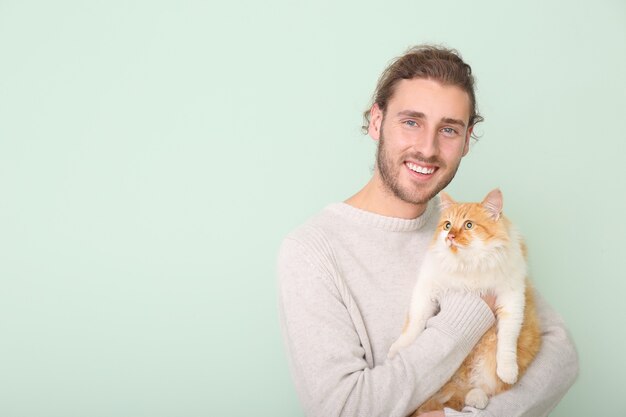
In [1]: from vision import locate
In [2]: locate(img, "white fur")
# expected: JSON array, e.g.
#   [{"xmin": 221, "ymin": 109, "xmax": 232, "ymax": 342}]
[
  {"xmin": 469, "ymin": 354, "xmax": 497, "ymax": 394},
  {"xmin": 465, "ymin": 388, "xmax": 489, "ymax": 409},
  {"xmin": 388, "ymin": 221, "xmax": 527, "ymax": 391}
]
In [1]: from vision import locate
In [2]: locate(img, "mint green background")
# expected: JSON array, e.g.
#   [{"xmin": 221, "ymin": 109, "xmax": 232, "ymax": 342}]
[{"xmin": 1, "ymin": 1, "xmax": 624, "ymax": 416}]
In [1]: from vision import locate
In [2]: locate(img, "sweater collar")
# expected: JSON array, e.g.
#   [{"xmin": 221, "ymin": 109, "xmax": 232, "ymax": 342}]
[{"xmin": 326, "ymin": 196, "xmax": 439, "ymax": 232}]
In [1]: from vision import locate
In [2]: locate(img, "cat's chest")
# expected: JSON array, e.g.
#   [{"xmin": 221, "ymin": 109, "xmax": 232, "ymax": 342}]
[
  {"xmin": 422, "ymin": 244, "xmax": 527, "ymax": 293},
  {"xmin": 435, "ymin": 269, "xmax": 505, "ymax": 291}
]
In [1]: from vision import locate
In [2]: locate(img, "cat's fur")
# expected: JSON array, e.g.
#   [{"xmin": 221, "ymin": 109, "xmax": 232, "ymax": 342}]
[{"xmin": 388, "ymin": 189, "xmax": 541, "ymax": 414}]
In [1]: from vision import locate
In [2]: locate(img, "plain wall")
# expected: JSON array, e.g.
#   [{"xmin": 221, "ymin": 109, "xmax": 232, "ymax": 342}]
[{"xmin": 1, "ymin": 0, "xmax": 624, "ymax": 415}]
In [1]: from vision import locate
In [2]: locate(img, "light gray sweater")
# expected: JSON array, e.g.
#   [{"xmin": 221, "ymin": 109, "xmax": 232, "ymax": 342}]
[{"xmin": 277, "ymin": 200, "xmax": 578, "ymax": 417}]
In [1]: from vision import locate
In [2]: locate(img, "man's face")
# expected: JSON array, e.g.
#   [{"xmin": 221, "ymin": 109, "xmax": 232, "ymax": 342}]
[{"xmin": 370, "ymin": 78, "xmax": 472, "ymax": 205}]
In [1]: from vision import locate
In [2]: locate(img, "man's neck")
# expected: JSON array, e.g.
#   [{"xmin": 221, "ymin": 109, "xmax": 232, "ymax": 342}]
[{"xmin": 344, "ymin": 176, "xmax": 428, "ymax": 220}]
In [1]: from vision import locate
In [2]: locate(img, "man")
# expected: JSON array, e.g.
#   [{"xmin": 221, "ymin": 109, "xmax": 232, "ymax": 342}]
[{"xmin": 277, "ymin": 45, "xmax": 578, "ymax": 417}]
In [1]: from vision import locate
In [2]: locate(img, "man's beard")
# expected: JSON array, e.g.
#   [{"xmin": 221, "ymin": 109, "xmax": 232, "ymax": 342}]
[{"xmin": 376, "ymin": 131, "xmax": 461, "ymax": 205}]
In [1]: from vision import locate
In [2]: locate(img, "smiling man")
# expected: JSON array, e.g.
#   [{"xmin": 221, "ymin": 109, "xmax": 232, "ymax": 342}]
[
  {"xmin": 347, "ymin": 77, "xmax": 473, "ymax": 219},
  {"xmin": 277, "ymin": 45, "xmax": 578, "ymax": 417}
]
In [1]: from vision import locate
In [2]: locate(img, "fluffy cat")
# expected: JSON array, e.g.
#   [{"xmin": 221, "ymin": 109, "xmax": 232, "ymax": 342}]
[{"xmin": 388, "ymin": 189, "xmax": 541, "ymax": 414}]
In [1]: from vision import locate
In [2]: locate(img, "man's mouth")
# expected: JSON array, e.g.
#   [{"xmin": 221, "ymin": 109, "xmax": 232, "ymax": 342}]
[{"xmin": 405, "ymin": 161, "xmax": 437, "ymax": 176}]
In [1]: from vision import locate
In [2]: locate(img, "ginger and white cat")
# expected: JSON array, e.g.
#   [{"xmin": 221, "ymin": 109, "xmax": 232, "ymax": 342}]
[{"xmin": 388, "ymin": 189, "xmax": 541, "ymax": 414}]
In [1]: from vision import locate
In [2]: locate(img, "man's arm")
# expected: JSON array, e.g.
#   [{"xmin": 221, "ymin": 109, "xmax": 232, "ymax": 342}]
[
  {"xmin": 277, "ymin": 236, "xmax": 495, "ymax": 417},
  {"xmin": 444, "ymin": 291, "xmax": 579, "ymax": 417}
]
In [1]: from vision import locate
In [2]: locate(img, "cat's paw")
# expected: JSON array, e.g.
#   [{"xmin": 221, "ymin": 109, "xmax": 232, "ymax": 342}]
[
  {"xmin": 387, "ymin": 344, "xmax": 399, "ymax": 359},
  {"xmin": 497, "ymin": 361, "xmax": 519, "ymax": 385},
  {"xmin": 387, "ymin": 340, "xmax": 403, "ymax": 359},
  {"xmin": 465, "ymin": 388, "xmax": 489, "ymax": 409},
  {"xmin": 387, "ymin": 334, "xmax": 413, "ymax": 359}
]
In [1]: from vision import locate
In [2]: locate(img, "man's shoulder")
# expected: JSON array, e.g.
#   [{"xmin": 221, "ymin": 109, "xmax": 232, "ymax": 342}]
[
  {"xmin": 277, "ymin": 204, "xmax": 348, "ymax": 284},
  {"xmin": 280, "ymin": 203, "xmax": 345, "ymax": 256}
]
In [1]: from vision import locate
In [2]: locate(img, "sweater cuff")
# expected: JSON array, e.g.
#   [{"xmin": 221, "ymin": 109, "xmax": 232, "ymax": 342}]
[
  {"xmin": 426, "ymin": 291, "xmax": 495, "ymax": 351},
  {"xmin": 444, "ymin": 406, "xmax": 494, "ymax": 416},
  {"xmin": 444, "ymin": 408, "xmax": 491, "ymax": 417},
  {"xmin": 444, "ymin": 409, "xmax": 470, "ymax": 417}
]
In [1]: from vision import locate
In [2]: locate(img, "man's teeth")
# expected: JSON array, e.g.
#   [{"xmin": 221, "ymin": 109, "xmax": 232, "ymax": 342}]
[{"xmin": 407, "ymin": 162, "xmax": 435, "ymax": 175}]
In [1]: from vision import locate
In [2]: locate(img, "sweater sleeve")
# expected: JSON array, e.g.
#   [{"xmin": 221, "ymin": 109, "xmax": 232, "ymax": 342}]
[
  {"xmin": 277, "ymin": 237, "xmax": 495, "ymax": 417},
  {"xmin": 443, "ymin": 291, "xmax": 579, "ymax": 417}
]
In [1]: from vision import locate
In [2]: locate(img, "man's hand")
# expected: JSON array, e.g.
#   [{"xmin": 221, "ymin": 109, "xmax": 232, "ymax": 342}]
[
  {"xmin": 481, "ymin": 292, "xmax": 497, "ymax": 314},
  {"xmin": 418, "ymin": 411, "xmax": 445, "ymax": 417}
]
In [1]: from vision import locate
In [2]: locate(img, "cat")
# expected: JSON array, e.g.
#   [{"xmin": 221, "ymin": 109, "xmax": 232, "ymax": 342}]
[{"xmin": 388, "ymin": 189, "xmax": 541, "ymax": 415}]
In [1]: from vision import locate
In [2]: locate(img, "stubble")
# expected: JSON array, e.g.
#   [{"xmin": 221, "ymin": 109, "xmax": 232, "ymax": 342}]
[{"xmin": 375, "ymin": 132, "xmax": 462, "ymax": 205}]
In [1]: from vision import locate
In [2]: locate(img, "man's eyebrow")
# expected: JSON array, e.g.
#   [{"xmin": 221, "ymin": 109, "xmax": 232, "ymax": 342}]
[
  {"xmin": 397, "ymin": 110, "xmax": 426, "ymax": 118},
  {"xmin": 441, "ymin": 117, "xmax": 466, "ymax": 128}
]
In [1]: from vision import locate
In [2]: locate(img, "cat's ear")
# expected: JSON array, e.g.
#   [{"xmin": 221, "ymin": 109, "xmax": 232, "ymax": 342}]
[
  {"xmin": 481, "ymin": 189, "xmax": 503, "ymax": 221},
  {"xmin": 439, "ymin": 191, "xmax": 456, "ymax": 210}
]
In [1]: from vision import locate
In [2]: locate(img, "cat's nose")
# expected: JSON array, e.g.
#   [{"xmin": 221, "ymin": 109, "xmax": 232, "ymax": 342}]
[{"xmin": 447, "ymin": 233, "xmax": 455, "ymax": 240}]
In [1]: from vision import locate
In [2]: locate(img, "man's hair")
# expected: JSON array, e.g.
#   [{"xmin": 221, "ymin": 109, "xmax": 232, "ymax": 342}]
[{"xmin": 362, "ymin": 45, "xmax": 484, "ymax": 137}]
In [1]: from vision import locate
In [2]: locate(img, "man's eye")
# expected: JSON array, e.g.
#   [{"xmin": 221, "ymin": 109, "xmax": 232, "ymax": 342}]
[
  {"xmin": 404, "ymin": 120, "xmax": 418, "ymax": 127},
  {"xmin": 441, "ymin": 127, "xmax": 458, "ymax": 135}
]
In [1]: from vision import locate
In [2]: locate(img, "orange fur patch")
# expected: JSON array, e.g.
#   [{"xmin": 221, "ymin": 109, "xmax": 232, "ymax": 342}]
[{"xmin": 436, "ymin": 202, "xmax": 510, "ymax": 252}]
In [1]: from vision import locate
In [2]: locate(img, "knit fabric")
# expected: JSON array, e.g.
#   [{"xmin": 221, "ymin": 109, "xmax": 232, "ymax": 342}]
[{"xmin": 277, "ymin": 200, "xmax": 578, "ymax": 417}]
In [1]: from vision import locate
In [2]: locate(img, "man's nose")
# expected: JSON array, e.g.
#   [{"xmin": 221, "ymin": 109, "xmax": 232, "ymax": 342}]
[{"xmin": 417, "ymin": 130, "xmax": 440, "ymax": 158}]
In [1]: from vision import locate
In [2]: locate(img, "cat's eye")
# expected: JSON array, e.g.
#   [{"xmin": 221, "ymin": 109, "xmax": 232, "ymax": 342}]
[
  {"xmin": 465, "ymin": 221, "xmax": 473, "ymax": 229},
  {"xmin": 444, "ymin": 221, "xmax": 451, "ymax": 230}
]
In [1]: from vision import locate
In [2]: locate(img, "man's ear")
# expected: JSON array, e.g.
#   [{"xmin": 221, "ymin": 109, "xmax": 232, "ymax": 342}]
[
  {"xmin": 368, "ymin": 103, "xmax": 383, "ymax": 141},
  {"xmin": 462, "ymin": 126, "xmax": 473, "ymax": 156}
]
